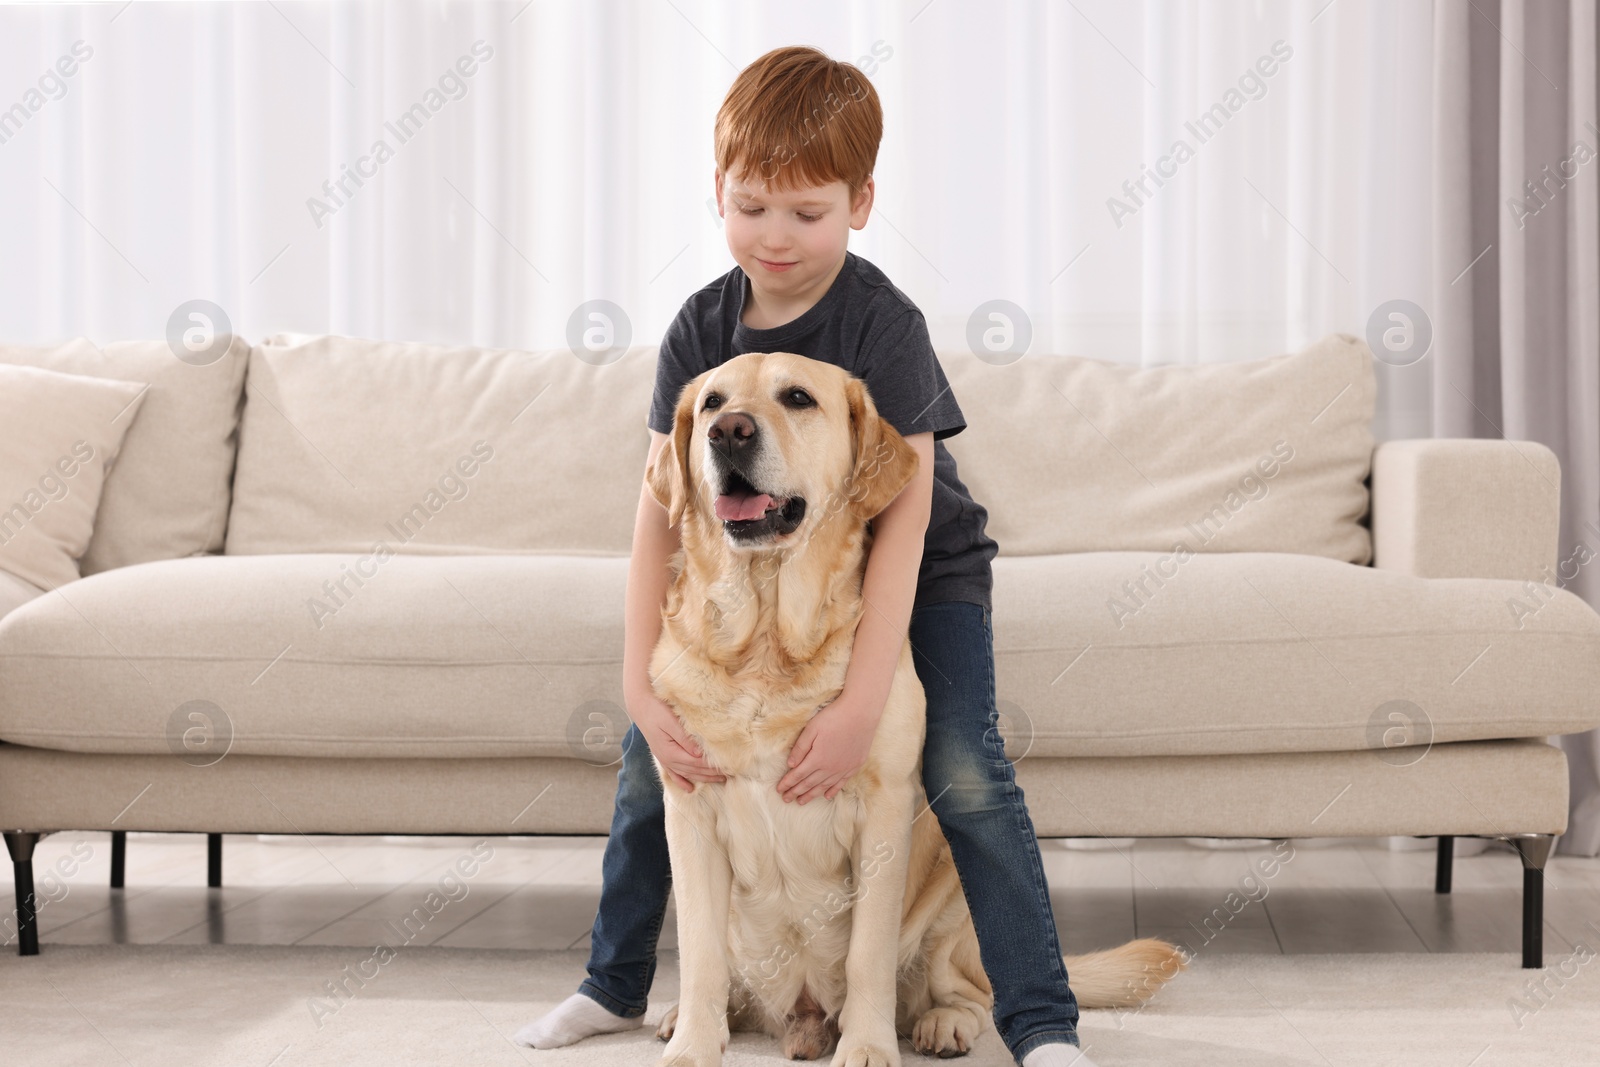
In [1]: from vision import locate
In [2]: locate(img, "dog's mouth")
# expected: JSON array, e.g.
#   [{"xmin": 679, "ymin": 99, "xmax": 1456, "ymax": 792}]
[{"xmin": 714, "ymin": 469, "xmax": 807, "ymax": 541}]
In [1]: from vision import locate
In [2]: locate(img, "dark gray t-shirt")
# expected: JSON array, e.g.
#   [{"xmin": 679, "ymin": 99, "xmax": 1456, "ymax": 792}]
[{"xmin": 646, "ymin": 250, "xmax": 998, "ymax": 612}]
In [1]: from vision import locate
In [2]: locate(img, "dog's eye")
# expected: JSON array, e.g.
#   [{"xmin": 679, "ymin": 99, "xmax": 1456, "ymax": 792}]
[
  {"xmin": 703, "ymin": 393, "xmax": 723, "ymax": 411},
  {"xmin": 785, "ymin": 388, "xmax": 814, "ymax": 407}
]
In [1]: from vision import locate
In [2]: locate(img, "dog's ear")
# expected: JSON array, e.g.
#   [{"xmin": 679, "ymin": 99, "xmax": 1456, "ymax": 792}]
[
  {"xmin": 646, "ymin": 382, "xmax": 698, "ymax": 528},
  {"xmin": 844, "ymin": 375, "xmax": 920, "ymax": 522}
]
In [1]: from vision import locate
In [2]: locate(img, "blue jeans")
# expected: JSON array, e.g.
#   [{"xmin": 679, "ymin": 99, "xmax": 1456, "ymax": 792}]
[{"xmin": 578, "ymin": 600, "xmax": 1081, "ymax": 1061}]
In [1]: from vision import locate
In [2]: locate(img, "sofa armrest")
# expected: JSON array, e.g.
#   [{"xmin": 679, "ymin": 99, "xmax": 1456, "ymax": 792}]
[{"xmin": 1371, "ymin": 439, "xmax": 1561, "ymax": 580}]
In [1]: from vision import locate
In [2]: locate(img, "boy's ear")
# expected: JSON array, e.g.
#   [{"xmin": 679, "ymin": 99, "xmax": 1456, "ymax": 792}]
[
  {"xmin": 646, "ymin": 383, "xmax": 699, "ymax": 528},
  {"xmin": 844, "ymin": 376, "xmax": 919, "ymax": 522},
  {"xmin": 850, "ymin": 175, "xmax": 875, "ymax": 220}
]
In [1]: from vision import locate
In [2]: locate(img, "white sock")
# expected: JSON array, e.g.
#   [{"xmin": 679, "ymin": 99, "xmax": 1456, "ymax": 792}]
[
  {"xmin": 511, "ymin": 992, "xmax": 643, "ymax": 1048},
  {"xmin": 1021, "ymin": 1042, "xmax": 1100, "ymax": 1067}
]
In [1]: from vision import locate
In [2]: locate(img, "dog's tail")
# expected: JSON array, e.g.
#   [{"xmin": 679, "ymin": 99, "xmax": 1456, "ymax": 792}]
[{"xmin": 1061, "ymin": 938, "xmax": 1189, "ymax": 1009}]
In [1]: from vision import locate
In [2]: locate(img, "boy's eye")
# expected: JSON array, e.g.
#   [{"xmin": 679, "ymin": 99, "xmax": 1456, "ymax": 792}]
[{"xmin": 736, "ymin": 206, "xmax": 823, "ymax": 222}]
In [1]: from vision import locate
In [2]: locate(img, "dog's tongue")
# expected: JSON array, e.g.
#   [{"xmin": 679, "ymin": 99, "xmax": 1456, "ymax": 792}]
[{"xmin": 715, "ymin": 491, "xmax": 776, "ymax": 522}]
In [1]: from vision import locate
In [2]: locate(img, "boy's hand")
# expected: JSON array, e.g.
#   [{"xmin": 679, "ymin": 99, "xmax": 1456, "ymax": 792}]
[
  {"xmin": 630, "ymin": 690, "xmax": 725, "ymax": 793},
  {"xmin": 777, "ymin": 688, "xmax": 883, "ymax": 804}
]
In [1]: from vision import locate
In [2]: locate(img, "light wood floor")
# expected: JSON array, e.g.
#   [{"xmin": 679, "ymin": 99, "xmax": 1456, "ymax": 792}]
[{"xmin": 10, "ymin": 832, "xmax": 1600, "ymax": 959}]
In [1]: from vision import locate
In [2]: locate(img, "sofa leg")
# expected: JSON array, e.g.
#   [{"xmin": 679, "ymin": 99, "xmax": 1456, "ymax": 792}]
[
  {"xmin": 1510, "ymin": 834, "xmax": 1556, "ymax": 969},
  {"xmin": 207, "ymin": 833, "xmax": 222, "ymax": 889},
  {"xmin": 1435, "ymin": 835, "xmax": 1453, "ymax": 893},
  {"xmin": 4, "ymin": 831, "xmax": 42, "ymax": 957},
  {"xmin": 110, "ymin": 831, "xmax": 126, "ymax": 889}
]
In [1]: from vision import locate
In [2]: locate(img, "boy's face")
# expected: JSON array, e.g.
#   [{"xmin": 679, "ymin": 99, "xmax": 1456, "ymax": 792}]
[{"xmin": 715, "ymin": 165, "xmax": 873, "ymax": 296}]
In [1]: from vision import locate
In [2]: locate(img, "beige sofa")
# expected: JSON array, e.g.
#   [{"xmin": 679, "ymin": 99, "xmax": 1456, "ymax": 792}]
[{"xmin": 3, "ymin": 331, "xmax": 1598, "ymax": 969}]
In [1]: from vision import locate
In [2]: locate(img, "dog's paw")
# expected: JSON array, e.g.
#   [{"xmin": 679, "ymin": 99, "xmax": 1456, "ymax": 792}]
[
  {"xmin": 657, "ymin": 1053, "xmax": 719, "ymax": 1067},
  {"xmin": 829, "ymin": 1042, "xmax": 899, "ymax": 1067},
  {"xmin": 658, "ymin": 1008, "xmax": 729, "ymax": 1067},
  {"xmin": 656, "ymin": 1003, "xmax": 678, "ymax": 1042},
  {"xmin": 658, "ymin": 1029, "xmax": 725, "ymax": 1067},
  {"xmin": 911, "ymin": 1006, "xmax": 982, "ymax": 1058}
]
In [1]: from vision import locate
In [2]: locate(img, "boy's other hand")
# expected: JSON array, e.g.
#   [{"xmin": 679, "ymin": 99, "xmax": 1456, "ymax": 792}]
[
  {"xmin": 630, "ymin": 690, "xmax": 725, "ymax": 793},
  {"xmin": 777, "ymin": 688, "xmax": 883, "ymax": 804}
]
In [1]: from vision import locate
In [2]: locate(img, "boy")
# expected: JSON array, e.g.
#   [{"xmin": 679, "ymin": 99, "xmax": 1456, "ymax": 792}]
[{"xmin": 515, "ymin": 45, "xmax": 1098, "ymax": 1067}]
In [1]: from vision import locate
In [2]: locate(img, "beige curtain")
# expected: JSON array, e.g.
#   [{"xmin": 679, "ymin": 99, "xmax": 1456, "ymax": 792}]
[{"xmin": 1434, "ymin": 0, "xmax": 1600, "ymax": 855}]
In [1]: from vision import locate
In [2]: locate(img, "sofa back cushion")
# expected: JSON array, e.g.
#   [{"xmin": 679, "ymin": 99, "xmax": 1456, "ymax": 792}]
[
  {"xmin": 224, "ymin": 334, "xmax": 655, "ymax": 557},
  {"xmin": 0, "ymin": 337, "xmax": 249, "ymax": 576},
  {"xmin": 939, "ymin": 332, "xmax": 1377, "ymax": 563},
  {"xmin": 0, "ymin": 363, "xmax": 149, "ymax": 590}
]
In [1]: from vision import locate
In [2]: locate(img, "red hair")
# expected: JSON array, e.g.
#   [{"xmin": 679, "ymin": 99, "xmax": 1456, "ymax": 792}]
[{"xmin": 715, "ymin": 45, "xmax": 883, "ymax": 202}]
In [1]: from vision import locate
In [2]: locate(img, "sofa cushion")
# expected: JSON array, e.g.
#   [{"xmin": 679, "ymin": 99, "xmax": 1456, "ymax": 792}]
[
  {"xmin": 989, "ymin": 551, "xmax": 1600, "ymax": 758},
  {"xmin": 225, "ymin": 333, "xmax": 1373, "ymax": 562},
  {"xmin": 0, "ymin": 551, "xmax": 1596, "ymax": 761},
  {"xmin": 0, "ymin": 364, "xmax": 149, "ymax": 591},
  {"xmin": 939, "ymin": 332, "xmax": 1377, "ymax": 562},
  {"xmin": 0, "ymin": 336, "xmax": 249, "ymax": 576},
  {"xmin": 0, "ymin": 553, "xmax": 626, "ymax": 759},
  {"xmin": 224, "ymin": 334, "xmax": 655, "ymax": 557},
  {"xmin": 0, "ymin": 567, "xmax": 47, "ymax": 620}
]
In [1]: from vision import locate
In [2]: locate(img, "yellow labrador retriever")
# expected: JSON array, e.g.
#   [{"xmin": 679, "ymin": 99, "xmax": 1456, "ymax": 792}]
[{"xmin": 644, "ymin": 352, "xmax": 1184, "ymax": 1067}]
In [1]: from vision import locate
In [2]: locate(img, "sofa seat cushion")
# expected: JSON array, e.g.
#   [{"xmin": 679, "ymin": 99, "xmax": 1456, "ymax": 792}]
[
  {"xmin": 2, "ymin": 552, "xmax": 1597, "ymax": 761},
  {"xmin": 992, "ymin": 552, "xmax": 1600, "ymax": 757},
  {"xmin": 0, "ymin": 553, "xmax": 627, "ymax": 759}
]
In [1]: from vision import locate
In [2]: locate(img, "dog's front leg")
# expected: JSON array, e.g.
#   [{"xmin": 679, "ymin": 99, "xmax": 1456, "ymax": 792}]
[
  {"xmin": 660, "ymin": 786, "xmax": 733, "ymax": 1067},
  {"xmin": 833, "ymin": 783, "xmax": 914, "ymax": 1067}
]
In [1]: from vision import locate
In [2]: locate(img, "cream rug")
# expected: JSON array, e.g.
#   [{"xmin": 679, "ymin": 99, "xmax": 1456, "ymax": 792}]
[{"xmin": 2, "ymin": 944, "xmax": 1597, "ymax": 1066}]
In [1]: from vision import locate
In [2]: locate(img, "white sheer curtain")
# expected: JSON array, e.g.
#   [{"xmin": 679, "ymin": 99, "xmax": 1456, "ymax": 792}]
[{"xmin": 2, "ymin": 0, "xmax": 1434, "ymax": 440}]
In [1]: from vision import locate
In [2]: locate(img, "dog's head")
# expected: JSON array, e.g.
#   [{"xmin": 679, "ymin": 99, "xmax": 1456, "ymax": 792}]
[{"xmin": 647, "ymin": 352, "xmax": 919, "ymax": 549}]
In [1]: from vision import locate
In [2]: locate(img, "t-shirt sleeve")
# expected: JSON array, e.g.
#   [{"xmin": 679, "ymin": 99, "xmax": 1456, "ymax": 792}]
[
  {"xmin": 647, "ymin": 307, "xmax": 710, "ymax": 435},
  {"xmin": 858, "ymin": 309, "xmax": 966, "ymax": 441}
]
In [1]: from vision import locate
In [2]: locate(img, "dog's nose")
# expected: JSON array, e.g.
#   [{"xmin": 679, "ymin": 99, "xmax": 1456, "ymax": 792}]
[{"xmin": 708, "ymin": 411, "xmax": 757, "ymax": 457}]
